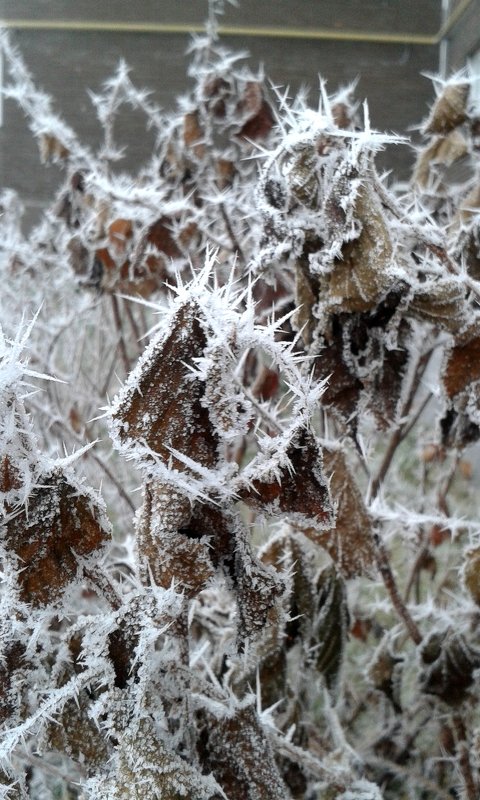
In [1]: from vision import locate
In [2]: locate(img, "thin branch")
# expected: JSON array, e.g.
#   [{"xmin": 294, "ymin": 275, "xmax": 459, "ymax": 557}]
[
  {"xmin": 122, "ymin": 297, "xmax": 143, "ymax": 355},
  {"xmin": 219, "ymin": 202, "xmax": 246, "ymax": 266},
  {"xmin": 451, "ymin": 714, "xmax": 477, "ymax": 800},
  {"xmin": 110, "ymin": 292, "xmax": 130, "ymax": 374},
  {"xmin": 373, "ymin": 532, "xmax": 423, "ymax": 645}
]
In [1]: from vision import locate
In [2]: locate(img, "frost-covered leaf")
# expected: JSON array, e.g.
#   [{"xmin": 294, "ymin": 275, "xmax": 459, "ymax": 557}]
[
  {"xmin": 420, "ymin": 628, "xmax": 480, "ymax": 704},
  {"xmin": 0, "ymin": 642, "xmax": 29, "ymax": 726},
  {"xmin": 302, "ymin": 446, "xmax": 375, "ymax": 578},
  {"xmin": 183, "ymin": 109, "xmax": 206, "ymax": 158},
  {"xmin": 240, "ymin": 429, "xmax": 333, "ymax": 529},
  {"xmin": 3, "ymin": 468, "xmax": 109, "ymax": 605},
  {"xmin": 235, "ymin": 81, "xmax": 274, "ymax": 141},
  {"xmin": 198, "ymin": 701, "xmax": 289, "ymax": 800},
  {"xmin": 110, "ymin": 301, "xmax": 219, "ymax": 471},
  {"xmin": 413, "ymin": 129, "xmax": 468, "ymax": 187},
  {"xmin": 321, "ymin": 184, "xmax": 394, "ymax": 316},
  {"xmin": 234, "ymin": 533, "xmax": 284, "ymax": 639},
  {"xmin": 367, "ymin": 637, "xmax": 403, "ymax": 711},
  {"xmin": 310, "ymin": 565, "xmax": 348, "ymax": 694},
  {"xmin": 89, "ymin": 716, "xmax": 224, "ymax": 799},
  {"xmin": 462, "ymin": 546, "xmax": 480, "ymax": 606},
  {"xmin": 45, "ymin": 694, "xmax": 110, "ymax": 775},
  {"xmin": 135, "ymin": 482, "xmax": 215, "ymax": 595},
  {"xmin": 423, "ymin": 82, "xmax": 469, "ymax": 135},
  {"xmin": 409, "ymin": 276, "xmax": 467, "ymax": 333},
  {"xmin": 443, "ymin": 332, "xmax": 480, "ymax": 399}
]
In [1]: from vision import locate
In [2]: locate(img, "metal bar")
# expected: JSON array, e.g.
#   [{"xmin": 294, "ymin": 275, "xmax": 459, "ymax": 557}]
[
  {"xmin": 0, "ymin": 18, "xmax": 439, "ymax": 45},
  {"xmin": 0, "ymin": 18, "xmax": 436, "ymax": 44},
  {"xmin": 0, "ymin": 0, "xmax": 475, "ymax": 46}
]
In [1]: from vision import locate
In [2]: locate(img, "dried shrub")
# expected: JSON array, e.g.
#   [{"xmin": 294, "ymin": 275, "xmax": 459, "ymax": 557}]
[{"xmin": 2, "ymin": 12, "xmax": 480, "ymax": 800}]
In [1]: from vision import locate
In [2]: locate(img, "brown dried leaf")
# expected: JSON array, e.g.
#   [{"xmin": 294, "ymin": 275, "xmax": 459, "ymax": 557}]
[
  {"xmin": 444, "ymin": 335, "xmax": 480, "ymax": 399},
  {"xmin": 136, "ymin": 483, "xmax": 214, "ymax": 596},
  {"xmin": 0, "ymin": 643, "xmax": 28, "ymax": 725},
  {"xmin": 314, "ymin": 325, "xmax": 362, "ymax": 425},
  {"xmin": 251, "ymin": 364, "xmax": 279, "ymax": 402},
  {"xmin": 423, "ymin": 83, "xmax": 469, "ymax": 136},
  {"xmin": 420, "ymin": 628, "xmax": 480, "ymax": 704},
  {"xmin": 147, "ymin": 216, "xmax": 181, "ymax": 259},
  {"xmin": 240, "ymin": 429, "xmax": 332, "ymax": 528},
  {"xmin": 67, "ymin": 236, "xmax": 89, "ymax": 277},
  {"xmin": 103, "ymin": 717, "xmax": 222, "ymax": 799},
  {"xmin": 302, "ymin": 446, "xmax": 375, "ymax": 578},
  {"xmin": 4, "ymin": 470, "xmax": 108, "ymax": 606},
  {"xmin": 108, "ymin": 218, "xmax": 133, "ymax": 256},
  {"xmin": 311, "ymin": 565, "xmax": 348, "ymax": 693},
  {"xmin": 216, "ymin": 158, "xmax": 236, "ymax": 190},
  {"xmin": 46, "ymin": 694, "xmax": 110, "ymax": 774},
  {"xmin": 463, "ymin": 546, "xmax": 480, "ymax": 605},
  {"xmin": 0, "ymin": 455, "xmax": 22, "ymax": 496},
  {"xmin": 39, "ymin": 133, "xmax": 70, "ymax": 163},
  {"xmin": 409, "ymin": 277, "xmax": 466, "ymax": 333},
  {"xmin": 257, "ymin": 647, "xmax": 288, "ymax": 711},
  {"xmin": 199, "ymin": 702, "xmax": 288, "ymax": 800},
  {"xmin": 331, "ymin": 101, "xmax": 354, "ymax": 130},
  {"xmin": 368, "ymin": 639, "xmax": 403, "ymax": 711},
  {"xmin": 413, "ymin": 129, "xmax": 468, "ymax": 187},
  {"xmin": 112, "ymin": 302, "xmax": 219, "ymax": 469},
  {"xmin": 235, "ymin": 544, "xmax": 284, "ymax": 638},
  {"xmin": 202, "ymin": 75, "xmax": 231, "ymax": 118},
  {"xmin": 283, "ymin": 537, "xmax": 316, "ymax": 646},
  {"xmin": 116, "ymin": 253, "xmax": 167, "ymax": 298},
  {"xmin": 236, "ymin": 82, "xmax": 274, "ymax": 141},
  {"xmin": 183, "ymin": 110, "xmax": 206, "ymax": 159},
  {"xmin": 68, "ymin": 404, "xmax": 83, "ymax": 434},
  {"xmin": 325, "ymin": 184, "xmax": 393, "ymax": 315},
  {"xmin": 260, "ymin": 546, "xmax": 346, "ymax": 706},
  {"xmin": 293, "ymin": 257, "xmax": 317, "ymax": 345}
]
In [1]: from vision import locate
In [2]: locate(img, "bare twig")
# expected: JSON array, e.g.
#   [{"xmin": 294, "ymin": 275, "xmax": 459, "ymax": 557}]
[
  {"xmin": 451, "ymin": 715, "xmax": 477, "ymax": 800},
  {"xmin": 373, "ymin": 532, "xmax": 423, "ymax": 645},
  {"xmin": 110, "ymin": 293, "xmax": 130, "ymax": 374},
  {"xmin": 219, "ymin": 202, "xmax": 246, "ymax": 266}
]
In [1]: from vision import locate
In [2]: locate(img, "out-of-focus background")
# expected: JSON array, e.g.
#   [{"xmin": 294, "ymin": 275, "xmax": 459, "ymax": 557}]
[{"xmin": 1, "ymin": 0, "xmax": 479, "ymax": 224}]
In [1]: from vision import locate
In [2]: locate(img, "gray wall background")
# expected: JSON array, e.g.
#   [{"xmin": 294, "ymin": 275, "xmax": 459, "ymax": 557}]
[{"xmin": 0, "ymin": 1, "xmax": 478, "ymax": 225}]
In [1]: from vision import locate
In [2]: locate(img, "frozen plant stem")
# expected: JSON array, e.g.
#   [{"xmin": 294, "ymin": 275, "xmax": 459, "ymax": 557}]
[
  {"xmin": 373, "ymin": 532, "xmax": 423, "ymax": 645},
  {"xmin": 451, "ymin": 715, "xmax": 477, "ymax": 800},
  {"xmin": 110, "ymin": 293, "xmax": 130, "ymax": 374}
]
